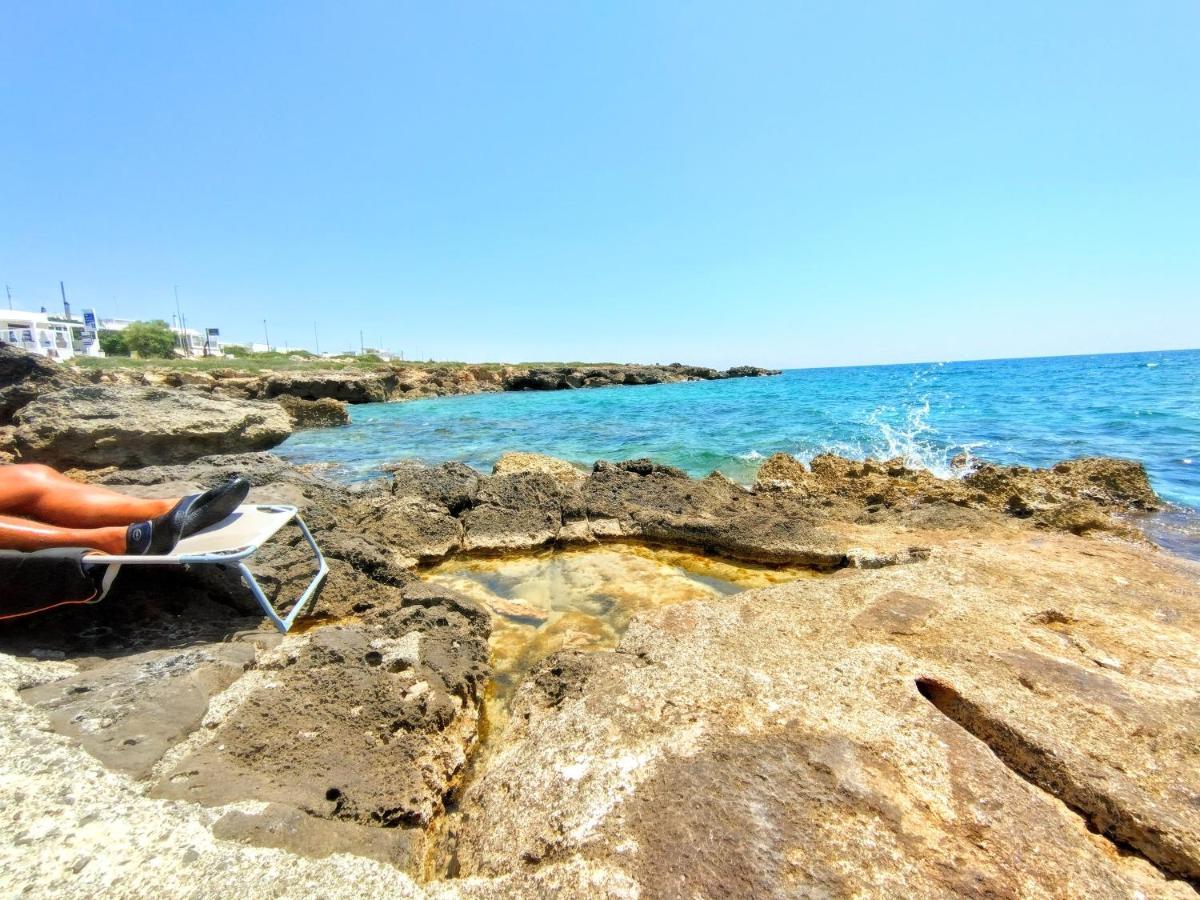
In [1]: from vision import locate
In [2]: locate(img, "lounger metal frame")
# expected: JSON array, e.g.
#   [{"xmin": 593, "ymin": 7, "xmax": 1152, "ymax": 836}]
[{"xmin": 89, "ymin": 504, "xmax": 328, "ymax": 633}]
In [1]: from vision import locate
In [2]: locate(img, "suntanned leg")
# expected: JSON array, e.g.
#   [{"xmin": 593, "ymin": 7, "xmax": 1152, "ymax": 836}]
[
  {"xmin": 0, "ymin": 464, "xmax": 178, "ymax": 528},
  {"xmin": 0, "ymin": 514, "xmax": 127, "ymax": 554}
]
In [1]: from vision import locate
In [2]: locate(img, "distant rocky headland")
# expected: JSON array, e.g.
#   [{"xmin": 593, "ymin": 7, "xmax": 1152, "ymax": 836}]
[
  {"xmin": 1, "ymin": 340, "xmax": 1197, "ymax": 897},
  {"xmin": 0, "ymin": 344, "xmax": 778, "ymax": 466}
]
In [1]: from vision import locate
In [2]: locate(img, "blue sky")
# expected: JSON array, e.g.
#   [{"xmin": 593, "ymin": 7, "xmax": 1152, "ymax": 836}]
[{"xmin": 3, "ymin": 2, "xmax": 1197, "ymax": 367}]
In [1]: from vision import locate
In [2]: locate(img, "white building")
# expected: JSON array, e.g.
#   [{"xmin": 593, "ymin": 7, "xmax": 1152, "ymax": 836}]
[{"xmin": 0, "ymin": 309, "xmax": 99, "ymax": 360}]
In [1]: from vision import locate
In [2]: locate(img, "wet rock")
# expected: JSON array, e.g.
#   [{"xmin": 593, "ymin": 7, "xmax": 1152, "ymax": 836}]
[{"xmin": 13, "ymin": 385, "xmax": 293, "ymax": 468}]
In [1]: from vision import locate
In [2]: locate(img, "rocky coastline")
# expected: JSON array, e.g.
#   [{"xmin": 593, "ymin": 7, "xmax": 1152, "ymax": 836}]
[
  {"xmin": 1, "ymin": 342, "xmax": 1198, "ymax": 897},
  {"xmin": 0, "ymin": 343, "xmax": 779, "ymax": 467}
]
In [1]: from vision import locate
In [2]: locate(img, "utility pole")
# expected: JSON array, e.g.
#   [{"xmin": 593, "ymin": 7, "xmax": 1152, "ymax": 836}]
[
  {"xmin": 60, "ymin": 281, "xmax": 71, "ymax": 319},
  {"xmin": 174, "ymin": 285, "xmax": 185, "ymax": 354},
  {"xmin": 360, "ymin": 330, "xmax": 364, "ymax": 356},
  {"xmin": 313, "ymin": 322, "xmax": 320, "ymax": 355},
  {"xmin": 5, "ymin": 284, "xmax": 11, "ymax": 310},
  {"xmin": 263, "ymin": 319, "xmax": 270, "ymax": 352}
]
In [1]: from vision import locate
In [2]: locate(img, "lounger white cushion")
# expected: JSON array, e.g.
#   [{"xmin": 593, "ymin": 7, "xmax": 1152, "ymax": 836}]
[{"xmin": 88, "ymin": 504, "xmax": 328, "ymax": 633}]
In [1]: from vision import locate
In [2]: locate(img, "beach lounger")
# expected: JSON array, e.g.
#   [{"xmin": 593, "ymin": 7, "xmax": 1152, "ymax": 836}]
[{"xmin": 87, "ymin": 504, "xmax": 328, "ymax": 633}]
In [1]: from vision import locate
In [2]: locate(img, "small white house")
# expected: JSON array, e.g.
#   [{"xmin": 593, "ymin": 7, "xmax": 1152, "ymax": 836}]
[{"xmin": 1, "ymin": 309, "xmax": 85, "ymax": 360}]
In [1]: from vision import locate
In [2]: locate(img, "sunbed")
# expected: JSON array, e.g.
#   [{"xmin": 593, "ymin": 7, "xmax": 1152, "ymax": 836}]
[{"xmin": 86, "ymin": 504, "xmax": 328, "ymax": 633}]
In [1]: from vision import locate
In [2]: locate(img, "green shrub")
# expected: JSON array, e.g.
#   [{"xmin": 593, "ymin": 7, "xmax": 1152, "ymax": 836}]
[
  {"xmin": 122, "ymin": 320, "xmax": 178, "ymax": 358},
  {"xmin": 98, "ymin": 329, "xmax": 129, "ymax": 356}
]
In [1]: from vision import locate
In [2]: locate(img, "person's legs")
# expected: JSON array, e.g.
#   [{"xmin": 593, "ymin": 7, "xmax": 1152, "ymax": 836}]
[
  {"xmin": 0, "ymin": 513, "xmax": 126, "ymax": 554},
  {"xmin": 0, "ymin": 464, "xmax": 177, "ymax": 528}
]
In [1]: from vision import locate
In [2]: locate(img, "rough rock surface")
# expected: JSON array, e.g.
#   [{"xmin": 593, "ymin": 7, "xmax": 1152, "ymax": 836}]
[
  {"xmin": 0, "ymin": 454, "xmax": 492, "ymax": 877},
  {"xmin": 259, "ymin": 370, "xmax": 400, "ymax": 403},
  {"xmin": 757, "ymin": 452, "xmax": 1160, "ymax": 524},
  {"xmin": 0, "ymin": 656, "xmax": 640, "ymax": 897},
  {"xmin": 1, "ymin": 447, "xmax": 1195, "ymax": 897},
  {"xmin": 276, "ymin": 394, "xmax": 351, "ymax": 428},
  {"xmin": 492, "ymin": 451, "xmax": 586, "ymax": 484},
  {"xmin": 0, "ymin": 424, "xmax": 16, "ymax": 463},
  {"xmin": 12, "ymin": 385, "xmax": 294, "ymax": 468},
  {"xmin": 0, "ymin": 340, "xmax": 85, "ymax": 423},
  {"xmin": 359, "ymin": 453, "xmax": 1155, "ymax": 570},
  {"xmin": 448, "ymin": 531, "xmax": 1200, "ymax": 895}
]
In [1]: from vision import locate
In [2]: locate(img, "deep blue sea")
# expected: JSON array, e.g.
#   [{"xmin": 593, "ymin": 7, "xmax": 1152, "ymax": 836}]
[{"xmin": 279, "ymin": 350, "xmax": 1200, "ymax": 553}]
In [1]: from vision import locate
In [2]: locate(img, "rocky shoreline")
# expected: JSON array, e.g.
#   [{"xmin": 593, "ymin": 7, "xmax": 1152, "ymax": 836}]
[
  {"xmin": 1, "ymin": 342, "xmax": 1198, "ymax": 897},
  {"xmin": 0, "ymin": 343, "xmax": 779, "ymax": 467}
]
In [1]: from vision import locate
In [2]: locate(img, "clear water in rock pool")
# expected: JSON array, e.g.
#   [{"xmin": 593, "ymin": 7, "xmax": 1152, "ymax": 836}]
[{"xmin": 423, "ymin": 544, "xmax": 810, "ymax": 733}]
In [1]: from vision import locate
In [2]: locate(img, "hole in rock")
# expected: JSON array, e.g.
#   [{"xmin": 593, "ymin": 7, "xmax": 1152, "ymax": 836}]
[{"xmin": 325, "ymin": 787, "xmax": 342, "ymax": 802}]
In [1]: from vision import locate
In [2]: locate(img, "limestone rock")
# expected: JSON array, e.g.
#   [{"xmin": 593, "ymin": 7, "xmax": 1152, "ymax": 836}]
[
  {"xmin": 12, "ymin": 385, "xmax": 293, "ymax": 468},
  {"xmin": 389, "ymin": 460, "xmax": 481, "ymax": 513},
  {"xmin": 449, "ymin": 531, "xmax": 1200, "ymax": 894},
  {"xmin": 20, "ymin": 643, "xmax": 256, "ymax": 778},
  {"xmin": 0, "ymin": 425, "xmax": 15, "ymax": 463},
  {"xmin": 152, "ymin": 605, "xmax": 488, "ymax": 868},
  {"xmin": 462, "ymin": 472, "xmax": 582, "ymax": 552},
  {"xmin": 493, "ymin": 451, "xmax": 586, "ymax": 484},
  {"xmin": 0, "ymin": 341, "xmax": 85, "ymax": 424},
  {"xmin": 754, "ymin": 451, "xmax": 1159, "ymax": 529},
  {"xmin": 753, "ymin": 451, "xmax": 810, "ymax": 490},
  {"xmin": 276, "ymin": 395, "xmax": 351, "ymax": 428},
  {"xmin": 259, "ymin": 370, "xmax": 399, "ymax": 403}
]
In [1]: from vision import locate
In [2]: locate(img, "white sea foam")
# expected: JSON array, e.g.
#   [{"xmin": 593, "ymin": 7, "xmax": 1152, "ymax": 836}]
[
  {"xmin": 738, "ymin": 450, "xmax": 764, "ymax": 461},
  {"xmin": 1146, "ymin": 362, "xmax": 1159, "ymax": 368}
]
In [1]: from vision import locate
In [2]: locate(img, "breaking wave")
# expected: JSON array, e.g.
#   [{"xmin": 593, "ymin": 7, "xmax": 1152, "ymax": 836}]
[{"xmin": 280, "ymin": 350, "xmax": 1200, "ymax": 515}]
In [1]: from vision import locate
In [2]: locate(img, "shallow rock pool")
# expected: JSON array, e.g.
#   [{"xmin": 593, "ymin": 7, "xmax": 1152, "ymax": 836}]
[{"xmin": 424, "ymin": 544, "xmax": 810, "ymax": 728}]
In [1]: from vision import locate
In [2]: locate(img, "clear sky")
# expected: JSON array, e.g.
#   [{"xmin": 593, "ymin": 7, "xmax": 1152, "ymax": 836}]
[{"xmin": 3, "ymin": 2, "xmax": 1197, "ymax": 368}]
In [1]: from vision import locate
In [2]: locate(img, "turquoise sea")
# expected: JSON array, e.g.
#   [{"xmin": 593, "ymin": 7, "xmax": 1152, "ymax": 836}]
[{"xmin": 280, "ymin": 350, "xmax": 1200, "ymax": 552}]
